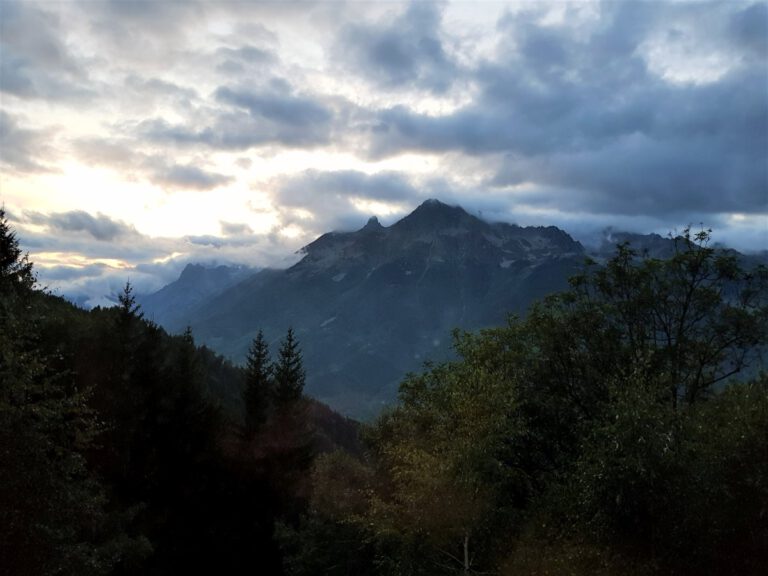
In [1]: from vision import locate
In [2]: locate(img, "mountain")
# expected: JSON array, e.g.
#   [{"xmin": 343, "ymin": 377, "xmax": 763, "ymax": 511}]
[
  {"xmin": 144, "ymin": 200, "xmax": 583, "ymax": 418},
  {"xmin": 139, "ymin": 263, "xmax": 252, "ymax": 328},
  {"xmin": 588, "ymin": 230, "xmax": 768, "ymax": 272},
  {"xmin": 591, "ymin": 230, "xmax": 677, "ymax": 259}
]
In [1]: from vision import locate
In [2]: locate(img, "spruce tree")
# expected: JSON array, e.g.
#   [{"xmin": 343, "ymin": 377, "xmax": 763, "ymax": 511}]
[
  {"xmin": 244, "ymin": 329, "xmax": 272, "ymax": 434},
  {"xmin": 0, "ymin": 207, "xmax": 34, "ymax": 292},
  {"xmin": 272, "ymin": 328, "xmax": 305, "ymax": 408},
  {"xmin": 118, "ymin": 280, "xmax": 143, "ymax": 320}
]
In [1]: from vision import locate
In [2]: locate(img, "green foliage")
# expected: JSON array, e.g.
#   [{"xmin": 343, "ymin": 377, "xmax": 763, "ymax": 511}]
[
  {"xmin": 277, "ymin": 451, "xmax": 376, "ymax": 576},
  {"xmin": 288, "ymin": 230, "xmax": 768, "ymax": 576},
  {"xmin": 565, "ymin": 230, "xmax": 767, "ymax": 406}
]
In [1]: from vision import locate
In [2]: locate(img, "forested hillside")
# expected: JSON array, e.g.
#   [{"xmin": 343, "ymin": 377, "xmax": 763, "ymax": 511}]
[
  {"xmin": 2, "ymin": 208, "xmax": 766, "ymax": 575},
  {"xmin": 0, "ymin": 210, "xmax": 357, "ymax": 575},
  {"xmin": 284, "ymin": 230, "xmax": 768, "ymax": 576}
]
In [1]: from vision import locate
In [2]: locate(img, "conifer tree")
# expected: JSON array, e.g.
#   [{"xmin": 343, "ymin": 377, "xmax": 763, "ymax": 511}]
[
  {"xmin": 118, "ymin": 280, "xmax": 143, "ymax": 320},
  {"xmin": 0, "ymin": 207, "xmax": 34, "ymax": 293},
  {"xmin": 0, "ymin": 209, "xmax": 142, "ymax": 574},
  {"xmin": 244, "ymin": 329, "xmax": 272, "ymax": 435},
  {"xmin": 272, "ymin": 328, "xmax": 305, "ymax": 408}
]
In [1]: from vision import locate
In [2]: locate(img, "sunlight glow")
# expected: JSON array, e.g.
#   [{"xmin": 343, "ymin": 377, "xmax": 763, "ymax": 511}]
[{"xmin": 33, "ymin": 252, "xmax": 133, "ymax": 270}]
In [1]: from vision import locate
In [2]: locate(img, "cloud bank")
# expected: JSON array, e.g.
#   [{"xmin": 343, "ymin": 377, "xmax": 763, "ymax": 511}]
[{"xmin": 0, "ymin": 0, "xmax": 764, "ymax": 304}]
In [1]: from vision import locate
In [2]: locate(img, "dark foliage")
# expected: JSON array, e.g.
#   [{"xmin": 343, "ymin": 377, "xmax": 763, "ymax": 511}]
[
  {"xmin": 0, "ymin": 213, "xmax": 358, "ymax": 575},
  {"xmin": 284, "ymin": 229, "xmax": 768, "ymax": 576},
  {"xmin": 244, "ymin": 330, "xmax": 272, "ymax": 436},
  {"xmin": 272, "ymin": 328, "xmax": 306, "ymax": 408},
  {"xmin": 4, "ymin": 210, "xmax": 766, "ymax": 576}
]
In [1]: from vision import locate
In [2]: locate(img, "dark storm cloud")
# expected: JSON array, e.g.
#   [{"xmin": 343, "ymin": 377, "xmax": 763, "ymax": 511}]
[
  {"xmin": 337, "ymin": 1, "xmax": 457, "ymax": 93},
  {"xmin": 367, "ymin": 1, "xmax": 768, "ymax": 218},
  {"xmin": 215, "ymin": 85, "xmax": 332, "ymax": 128},
  {"xmin": 41, "ymin": 263, "xmax": 113, "ymax": 282},
  {"xmin": 137, "ymin": 112, "xmax": 331, "ymax": 150},
  {"xmin": 278, "ymin": 169, "xmax": 417, "ymax": 205},
  {"xmin": 0, "ymin": 111, "xmax": 58, "ymax": 173},
  {"xmin": 274, "ymin": 169, "xmax": 421, "ymax": 233},
  {"xmin": 26, "ymin": 210, "xmax": 140, "ymax": 242},
  {"xmin": 152, "ymin": 164, "xmax": 233, "ymax": 191},
  {"xmin": 138, "ymin": 80, "xmax": 342, "ymax": 150}
]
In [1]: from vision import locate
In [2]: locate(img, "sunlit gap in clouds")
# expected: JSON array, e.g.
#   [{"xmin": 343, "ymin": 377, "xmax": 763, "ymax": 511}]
[{"xmin": 33, "ymin": 253, "xmax": 131, "ymax": 271}]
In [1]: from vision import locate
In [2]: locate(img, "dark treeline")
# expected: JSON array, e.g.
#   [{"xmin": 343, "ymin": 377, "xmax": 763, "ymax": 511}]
[
  {"xmin": 2, "ymin": 208, "xmax": 767, "ymax": 575},
  {"xmin": 0, "ymin": 209, "xmax": 357, "ymax": 575}
]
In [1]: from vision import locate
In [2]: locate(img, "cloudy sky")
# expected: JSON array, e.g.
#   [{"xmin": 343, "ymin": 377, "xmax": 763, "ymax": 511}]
[{"xmin": 1, "ymin": 0, "xmax": 766, "ymax": 306}]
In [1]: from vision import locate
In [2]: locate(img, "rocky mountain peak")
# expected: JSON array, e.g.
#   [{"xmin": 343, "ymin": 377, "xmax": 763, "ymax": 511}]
[
  {"xmin": 361, "ymin": 216, "xmax": 383, "ymax": 231},
  {"xmin": 394, "ymin": 199, "xmax": 476, "ymax": 232},
  {"xmin": 143, "ymin": 201, "xmax": 590, "ymax": 417},
  {"xmin": 178, "ymin": 262, "xmax": 209, "ymax": 281},
  {"xmin": 299, "ymin": 199, "xmax": 584, "ymax": 272}
]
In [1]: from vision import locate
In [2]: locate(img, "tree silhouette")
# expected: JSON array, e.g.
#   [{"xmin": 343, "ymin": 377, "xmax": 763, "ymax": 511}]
[
  {"xmin": 0, "ymin": 207, "xmax": 34, "ymax": 292},
  {"xmin": 272, "ymin": 328, "xmax": 305, "ymax": 408},
  {"xmin": 118, "ymin": 280, "xmax": 143, "ymax": 320},
  {"xmin": 244, "ymin": 329, "xmax": 272, "ymax": 435}
]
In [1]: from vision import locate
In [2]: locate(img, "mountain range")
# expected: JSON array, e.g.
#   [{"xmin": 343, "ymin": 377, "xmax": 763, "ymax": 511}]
[
  {"xmin": 140, "ymin": 200, "xmax": 594, "ymax": 418},
  {"xmin": 141, "ymin": 201, "xmax": 768, "ymax": 418}
]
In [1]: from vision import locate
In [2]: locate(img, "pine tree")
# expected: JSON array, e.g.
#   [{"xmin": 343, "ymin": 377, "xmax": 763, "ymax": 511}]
[
  {"xmin": 118, "ymin": 280, "xmax": 143, "ymax": 320},
  {"xmin": 272, "ymin": 328, "xmax": 305, "ymax": 408},
  {"xmin": 0, "ymin": 207, "xmax": 34, "ymax": 293},
  {"xmin": 244, "ymin": 329, "xmax": 272, "ymax": 435}
]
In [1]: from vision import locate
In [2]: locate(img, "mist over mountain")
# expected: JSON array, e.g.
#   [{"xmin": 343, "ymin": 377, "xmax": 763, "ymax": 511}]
[
  {"xmin": 143, "ymin": 200, "xmax": 585, "ymax": 417},
  {"xmin": 139, "ymin": 263, "xmax": 253, "ymax": 328}
]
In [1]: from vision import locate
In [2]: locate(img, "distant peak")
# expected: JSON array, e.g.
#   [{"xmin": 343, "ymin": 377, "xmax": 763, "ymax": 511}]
[
  {"xmin": 180, "ymin": 263, "xmax": 204, "ymax": 276},
  {"xmin": 418, "ymin": 198, "xmax": 450, "ymax": 209},
  {"xmin": 413, "ymin": 199, "xmax": 467, "ymax": 214},
  {"xmin": 394, "ymin": 199, "xmax": 476, "ymax": 232},
  {"xmin": 409, "ymin": 198, "xmax": 469, "ymax": 219},
  {"xmin": 362, "ymin": 215, "xmax": 383, "ymax": 231}
]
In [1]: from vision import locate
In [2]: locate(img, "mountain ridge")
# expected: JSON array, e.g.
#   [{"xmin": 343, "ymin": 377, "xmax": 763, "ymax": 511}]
[
  {"xmin": 139, "ymin": 263, "xmax": 253, "ymax": 328},
  {"xmin": 145, "ymin": 202, "xmax": 765, "ymax": 418},
  {"xmin": 147, "ymin": 200, "xmax": 586, "ymax": 418}
]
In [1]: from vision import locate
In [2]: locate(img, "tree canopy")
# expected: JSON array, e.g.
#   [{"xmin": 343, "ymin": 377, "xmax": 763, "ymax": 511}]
[{"xmin": 287, "ymin": 230, "xmax": 768, "ymax": 576}]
